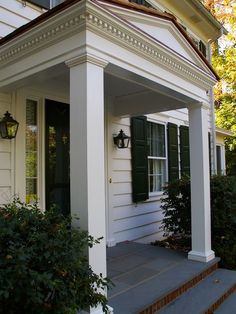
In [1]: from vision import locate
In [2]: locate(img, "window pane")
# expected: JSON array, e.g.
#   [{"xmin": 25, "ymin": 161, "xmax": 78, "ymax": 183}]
[
  {"xmin": 216, "ymin": 146, "xmax": 222, "ymax": 175},
  {"xmin": 27, "ymin": 0, "xmax": 50, "ymax": 9},
  {"xmin": 148, "ymin": 159, "xmax": 166, "ymax": 192},
  {"xmin": 147, "ymin": 122, "xmax": 165, "ymax": 157},
  {"xmin": 26, "ymin": 99, "xmax": 38, "ymax": 203}
]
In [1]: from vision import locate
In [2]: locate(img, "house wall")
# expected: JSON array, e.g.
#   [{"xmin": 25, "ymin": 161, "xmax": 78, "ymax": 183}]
[
  {"xmin": 0, "ymin": 92, "xmax": 14, "ymax": 205},
  {"xmin": 108, "ymin": 103, "xmax": 213, "ymax": 245},
  {"xmin": 0, "ymin": 0, "xmax": 44, "ymax": 39}
]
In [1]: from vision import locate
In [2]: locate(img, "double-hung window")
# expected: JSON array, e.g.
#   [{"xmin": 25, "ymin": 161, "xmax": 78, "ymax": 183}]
[
  {"xmin": 131, "ymin": 116, "xmax": 167, "ymax": 202},
  {"xmin": 147, "ymin": 122, "xmax": 167, "ymax": 193}
]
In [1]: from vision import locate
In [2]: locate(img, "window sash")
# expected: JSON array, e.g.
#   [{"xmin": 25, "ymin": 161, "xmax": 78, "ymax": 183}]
[
  {"xmin": 26, "ymin": 99, "xmax": 38, "ymax": 203},
  {"xmin": 147, "ymin": 121, "xmax": 167, "ymax": 193},
  {"xmin": 147, "ymin": 122, "xmax": 166, "ymax": 158},
  {"xmin": 148, "ymin": 159, "xmax": 166, "ymax": 192}
]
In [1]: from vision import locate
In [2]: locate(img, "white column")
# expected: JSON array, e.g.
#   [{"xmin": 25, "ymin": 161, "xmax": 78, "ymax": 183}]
[
  {"xmin": 188, "ymin": 103, "xmax": 215, "ymax": 263},
  {"xmin": 66, "ymin": 54, "xmax": 108, "ymax": 314}
]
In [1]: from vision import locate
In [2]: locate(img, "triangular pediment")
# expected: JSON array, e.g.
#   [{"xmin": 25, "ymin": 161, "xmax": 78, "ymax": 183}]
[{"xmin": 101, "ymin": 2, "xmax": 212, "ymax": 75}]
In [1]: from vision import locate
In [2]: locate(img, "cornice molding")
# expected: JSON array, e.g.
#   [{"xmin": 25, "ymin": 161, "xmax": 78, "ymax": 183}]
[
  {"xmin": 85, "ymin": 2, "xmax": 217, "ymax": 88},
  {"xmin": 0, "ymin": 0, "xmax": 217, "ymax": 89},
  {"xmin": 0, "ymin": 3, "xmax": 86, "ymax": 66}
]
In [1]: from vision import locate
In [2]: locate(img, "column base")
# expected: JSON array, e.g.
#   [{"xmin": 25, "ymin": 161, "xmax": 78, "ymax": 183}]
[{"xmin": 188, "ymin": 250, "xmax": 215, "ymax": 263}]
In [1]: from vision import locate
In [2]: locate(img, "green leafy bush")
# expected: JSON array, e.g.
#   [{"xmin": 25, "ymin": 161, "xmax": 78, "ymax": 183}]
[
  {"xmin": 161, "ymin": 175, "xmax": 236, "ymax": 269},
  {"xmin": 0, "ymin": 198, "xmax": 110, "ymax": 314}
]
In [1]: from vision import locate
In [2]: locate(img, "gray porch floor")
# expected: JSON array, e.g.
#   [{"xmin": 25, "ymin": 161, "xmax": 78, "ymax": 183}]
[{"xmin": 107, "ymin": 242, "xmax": 219, "ymax": 314}]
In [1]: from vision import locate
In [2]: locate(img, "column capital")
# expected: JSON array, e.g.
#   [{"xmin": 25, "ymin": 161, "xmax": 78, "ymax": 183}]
[
  {"xmin": 187, "ymin": 102, "xmax": 210, "ymax": 111},
  {"xmin": 65, "ymin": 53, "xmax": 108, "ymax": 68}
]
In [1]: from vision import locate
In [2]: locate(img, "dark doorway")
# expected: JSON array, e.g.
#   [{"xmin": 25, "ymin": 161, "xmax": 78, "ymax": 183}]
[{"xmin": 45, "ymin": 99, "xmax": 70, "ymax": 215}]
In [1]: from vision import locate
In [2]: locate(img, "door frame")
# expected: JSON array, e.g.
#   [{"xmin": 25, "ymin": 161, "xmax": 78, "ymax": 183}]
[{"xmin": 15, "ymin": 88, "xmax": 69, "ymax": 210}]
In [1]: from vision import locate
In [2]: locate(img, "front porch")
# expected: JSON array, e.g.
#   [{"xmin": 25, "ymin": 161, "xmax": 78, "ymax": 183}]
[{"xmin": 107, "ymin": 242, "xmax": 236, "ymax": 314}]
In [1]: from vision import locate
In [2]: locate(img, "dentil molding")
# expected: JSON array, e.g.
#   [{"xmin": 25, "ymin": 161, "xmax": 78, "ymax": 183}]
[{"xmin": 0, "ymin": 0, "xmax": 216, "ymax": 89}]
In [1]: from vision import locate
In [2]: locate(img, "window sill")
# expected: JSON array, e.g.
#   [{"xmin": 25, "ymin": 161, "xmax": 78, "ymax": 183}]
[{"xmin": 146, "ymin": 191, "xmax": 164, "ymax": 202}]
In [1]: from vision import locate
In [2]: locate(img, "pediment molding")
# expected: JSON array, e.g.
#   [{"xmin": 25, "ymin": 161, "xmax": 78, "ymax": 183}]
[{"xmin": 0, "ymin": 0, "xmax": 217, "ymax": 88}]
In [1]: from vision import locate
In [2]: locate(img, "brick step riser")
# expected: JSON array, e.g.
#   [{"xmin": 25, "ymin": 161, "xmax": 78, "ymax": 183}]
[
  {"xmin": 204, "ymin": 283, "xmax": 236, "ymax": 314},
  {"xmin": 139, "ymin": 262, "xmax": 219, "ymax": 314}
]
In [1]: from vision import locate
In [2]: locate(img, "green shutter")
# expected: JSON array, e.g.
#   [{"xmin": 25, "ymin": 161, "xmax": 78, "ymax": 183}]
[
  {"xmin": 131, "ymin": 116, "xmax": 149, "ymax": 203},
  {"xmin": 180, "ymin": 125, "xmax": 190, "ymax": 177},
  {"xmin": 167, "ymin": 123, "xmax": 179, "ymax": 181}
]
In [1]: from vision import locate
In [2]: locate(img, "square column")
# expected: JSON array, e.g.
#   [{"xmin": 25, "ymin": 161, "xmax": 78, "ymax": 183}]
[
  {"xmin": 188, "ymin": 103, "xmax": 215, "ymax": 263},
  {"xmin": 66, "ymin": 54, "xmax": 109, "ymax": 314}
]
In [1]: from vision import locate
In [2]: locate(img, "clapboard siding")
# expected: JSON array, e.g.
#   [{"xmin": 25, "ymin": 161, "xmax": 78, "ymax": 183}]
[
  {"xmin": 114, "ymin": 223, "xmax": 162, "ymax": 243},
  {"xmin": 0, "ymin": 170, "xmax": 11, "ymax": 186},
  {"xmin": 111, "ymin": 115, "xmax": 165, "ymax": 244},
  {"xmin": 0, "ymin": 93, "xmax": 13, "ymax": 205},
  {"xmin": 0, "ymin": 0, "xmax": 43, "ymax": 38},
  {"xmin": 0, "ymin": 152, "xmax": 11, "ymax": 169},
  {"xmin": 114, "ymin": 211, "xmax": 163, "ymax": 233},
  {"xmin": 0, "ymin": 187, "xmax": 12, "ymax": 204},
  {"xmin": 110, "ymin": 107, "xmax": 214, "ymax": 245},
  {"xmin": 113, "ymin": 182, "xmax": 132, "ymax": 195},
  {"xmin": 113, "ymin": 201, "xmax": 161, "ymax": 220},
  {"xmin": 113, "ymin": 170, "xmax": 132, "ymax": 183}
]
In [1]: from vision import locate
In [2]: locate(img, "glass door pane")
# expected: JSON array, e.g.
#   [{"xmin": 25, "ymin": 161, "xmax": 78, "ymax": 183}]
[{"xmin": 45, "ymin": 99, "xmax": 70, "ymax": 215}]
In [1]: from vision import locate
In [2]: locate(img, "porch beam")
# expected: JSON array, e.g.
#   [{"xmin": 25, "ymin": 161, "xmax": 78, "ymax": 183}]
[
  {"xmin": 67, "ymin": 54, "xmax": 109, "ymax": 314},
  {"xmin": 188, "ymin": 103, "xmax": 215, "ymax": 263}
]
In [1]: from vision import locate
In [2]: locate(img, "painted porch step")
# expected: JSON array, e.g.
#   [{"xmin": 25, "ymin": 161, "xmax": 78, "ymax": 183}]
[
  {"xmin": 214, "ymin": 291, "xmax": 236, "ymax": 313},
  {"xmin": 156, "ymin": 268, "xmax": 236, "ymax": 314},
  {"xmin": 108, "ymin": 256, "xmax": 219, "ymax": 314}
]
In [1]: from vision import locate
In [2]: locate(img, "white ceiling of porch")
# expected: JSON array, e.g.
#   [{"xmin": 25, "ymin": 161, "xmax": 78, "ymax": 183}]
[{"xmin": 0, "ymin": 60, "xmax": 195, "ymax": 117}]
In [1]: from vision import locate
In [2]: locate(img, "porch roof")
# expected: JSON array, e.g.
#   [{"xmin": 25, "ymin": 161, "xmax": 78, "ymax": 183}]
[{"xmin": 0, "ymin": 0, "xmax": 220, "ymax": 80}]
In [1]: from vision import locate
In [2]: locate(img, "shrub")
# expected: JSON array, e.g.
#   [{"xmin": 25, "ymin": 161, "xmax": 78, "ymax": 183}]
[
  {"xmin": 0, "ymin": 198, "xmax": 110, "ymax": 314},
  {"xmin": 161, "ymin": 176, "xmax": 191, "ymax": 237},
  {"xmin": 161, "ymin": 175, "xmax": 236, "ymax": 269}
]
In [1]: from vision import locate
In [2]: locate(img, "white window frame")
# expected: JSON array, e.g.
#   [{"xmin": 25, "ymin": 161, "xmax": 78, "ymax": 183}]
[
  {"xmin": 216, "ymin": 144, "xmax": 226, "ymax": 175},
  {"xmin": 147, "ymin": 119, "xmax": 168, "ymax": 196}
]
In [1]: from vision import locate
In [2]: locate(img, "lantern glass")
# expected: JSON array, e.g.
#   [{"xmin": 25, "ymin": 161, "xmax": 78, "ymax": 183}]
[
  {"xmin": 0, "ymin": 111, "xmax": 19, "ymax": 139},
  {"xmin": 113, "ymin": 129, "xmax": 130, "ymax": 149}
]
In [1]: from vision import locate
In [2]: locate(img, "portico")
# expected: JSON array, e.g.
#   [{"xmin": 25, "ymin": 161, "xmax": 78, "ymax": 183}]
[{"xmin": 0, "ymin": 0, "xmax": 219, "ymax": 312}]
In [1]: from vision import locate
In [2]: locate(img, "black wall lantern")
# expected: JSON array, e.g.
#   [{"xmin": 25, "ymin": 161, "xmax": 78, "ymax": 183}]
[
  {"xmin": 113, "ymin": 129, "xmax": 130, "ymax": 149},
  {"xmin": 0, "ymin": 111, "xmax": 19, "ymax": 139}
]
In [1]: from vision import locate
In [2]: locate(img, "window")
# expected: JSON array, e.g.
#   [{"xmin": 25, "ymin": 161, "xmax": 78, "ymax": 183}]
[
  {"xmin": 25, "ymin": 99, "xmax": 38, "ymax": 203},
  {"xmin": 129, "ymin": 0, "xmax": 152, "ymax": 7},
  {"xmin": 50, "ymin": 0, "xmax": 64, "ymax": 8},
  {"xmin": 216, "ymin": 145, "xmax": 225, "ymax": 175},
  {"xmin": 27, "ymin": 0, "xmax": 50, "ymax": 9},
  {"xmin": 147, "ymin": 122, "xmax": 166, "ymax": 192}
]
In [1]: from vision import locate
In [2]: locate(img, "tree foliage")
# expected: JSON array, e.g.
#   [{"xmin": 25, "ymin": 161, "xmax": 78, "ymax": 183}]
[{"xmin": 203, "ymin": 0, "xmax": 236, "ymax": 174}]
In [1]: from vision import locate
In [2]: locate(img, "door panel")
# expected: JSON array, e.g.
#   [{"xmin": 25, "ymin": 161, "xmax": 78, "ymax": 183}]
[{"xmin": 45, "ymin": 99, "xmax": 70, "ymax": 215}]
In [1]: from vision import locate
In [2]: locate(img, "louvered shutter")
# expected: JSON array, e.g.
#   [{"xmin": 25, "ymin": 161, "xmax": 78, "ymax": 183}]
[
  {"xmin": 167, "ymin": 123, "xmax": 179, "ymax": 181},
  {"xmin": 131, "ymin": 116, "xmax": 149, "ymax": 202},
  {"xmin": 180, "ymin": 126, "xmax": 190, "ymax": 176}
]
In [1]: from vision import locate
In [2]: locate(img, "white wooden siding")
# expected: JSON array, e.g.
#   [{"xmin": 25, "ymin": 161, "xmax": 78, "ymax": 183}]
[
  {"xmin": 0, "ymin": 0, "xmax": 43, "ymax": 38},
  {"xmin": 0, "ymin": 93, "xmax": 13, "ymax": 205},
  {"xmin": 110, "ymin": 107, "xmax": 214, "ymax": 245}
]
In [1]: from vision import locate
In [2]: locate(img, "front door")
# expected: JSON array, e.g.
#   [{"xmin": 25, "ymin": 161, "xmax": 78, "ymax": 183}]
[{"xmin": 45, "ymin": 99, "xmax": 70, "ymax": 215}]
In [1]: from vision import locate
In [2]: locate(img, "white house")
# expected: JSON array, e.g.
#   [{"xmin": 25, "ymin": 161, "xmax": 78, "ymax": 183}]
[{"xmin": 0, "ymin": 0, "xmax": 229, "ymax": 312}]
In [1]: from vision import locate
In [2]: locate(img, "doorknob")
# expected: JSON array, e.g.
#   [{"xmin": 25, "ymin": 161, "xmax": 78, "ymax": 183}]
[{"xmin": 109, "ymin": 177, "xmax": 112, "ymax": 183}]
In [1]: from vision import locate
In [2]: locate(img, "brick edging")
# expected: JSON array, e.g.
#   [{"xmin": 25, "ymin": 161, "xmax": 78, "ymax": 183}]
[
  {"xmin": 204, "ymin": 283, "xmax": 236, "ymax": 314},
  {"xmin": 139, "ymin": 262, "xmax": 219, "ymax": 314}
]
